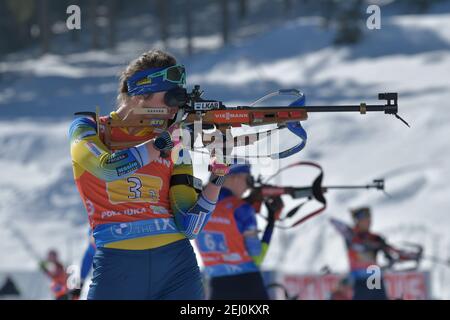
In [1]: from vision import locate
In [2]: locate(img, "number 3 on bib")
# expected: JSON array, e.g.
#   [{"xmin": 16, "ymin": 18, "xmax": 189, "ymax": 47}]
[{"xmin": 106, "ymin": 174, "xmax": 163, "ymax": 204}]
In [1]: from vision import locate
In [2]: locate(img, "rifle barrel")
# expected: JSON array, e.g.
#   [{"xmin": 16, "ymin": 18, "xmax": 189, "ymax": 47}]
[
  {"xmin": 423, "ymin": 255, "xmax": 450, "ymax": 266},
  {"xmin": 235, "ymin": 104, "xmax": 397, "ymax": 114},
  {"xmin": 304, "ymin": 105, "xmax": 387, "ymax": 113},
  {"xmin": 324, "ymin": 185, "xmax": 380, "ymax": 190}
]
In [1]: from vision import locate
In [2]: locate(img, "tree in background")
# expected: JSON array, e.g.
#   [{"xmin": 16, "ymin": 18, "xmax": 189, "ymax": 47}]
[
  {"xmin": 108, "ymin": 0, "xmax": 118, "ymax": 49},
  {"xmin": 220, "ymin": 0, "xmax": 230, "ymax": 45},
  {"xmin": 0, "ymin": 0, "xmax": 36, "ymax": 54},
  {"xmin": 1, "ymin": 0, "xmax": 448, "ymax": 56},
  {"xmin": 239, "ymin": 0, "xmax": 248, "ymax": 20},
  {"xmin": 89, "ymin": 0, "xmax": 100, "ymax": 49},
  {"xmin": 409, "ymin": 0, "xmax": 442, "ymax": 13},
  {"xmin": 333, "ymin": 0, "xmax": 364, "ymax": 45},
  {"xmin": 283, "ymin": 0, "xmax": 293, "ymax": 16},
  {"xmin": 185, "ymin": 0, "xmax": 193, "ymax": 55},
  {"xmin": 320, "ymin": 0, "xmax": 336, "ymax": 29},
  {"xmin": 157, "ymin": 0, "xmax": 170, "ymax": 48}
]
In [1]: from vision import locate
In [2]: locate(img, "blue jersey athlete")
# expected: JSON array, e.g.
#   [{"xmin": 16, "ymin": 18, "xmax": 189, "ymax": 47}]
[{"xmin": 196, "ymin": 164, "xmax": 280, "ymax": 299}]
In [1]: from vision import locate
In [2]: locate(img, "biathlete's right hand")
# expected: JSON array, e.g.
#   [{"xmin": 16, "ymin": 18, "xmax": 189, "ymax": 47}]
[
  {"xmin": 153, "ymin": 123, "xmax": 182, "ymax": 158},
  {"xmin": 265, "ymin": 196, "xmax": 284, "ymax": 224},
  {"xmin": 69, "ymin": 288, "xmax": 82, "ymax": 300}
]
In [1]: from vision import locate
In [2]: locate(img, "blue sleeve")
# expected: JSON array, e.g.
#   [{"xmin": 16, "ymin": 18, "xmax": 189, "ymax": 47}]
[
  {"xmin": 244, "ymin": 236, "xmax": 262, "ymax": 257},
  {"xmin": 329, "ymin": 218, "xmax": 353, "ymax": 245},
  {"xmin": 80, "ymin": 243, "xmax": 96, "ymax": 281},
  {"xmin": 173, "ymin": 193, "xmax": 217, "ymax": 240},
  {"xmin": 234, "ymin": 203, "xmax": 261, "ymax": 256},
  {"xmin": 234, "ymin": 203, "xmax": 258, "ymax": 234}
]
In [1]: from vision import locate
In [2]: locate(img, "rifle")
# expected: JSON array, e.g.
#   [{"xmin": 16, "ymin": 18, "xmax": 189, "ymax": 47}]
[
  {"xmin": 250, "ymin": 177, "xmax": 385, "ymax": 200},
  {"xmin": 89, "ymin": 86, "xmax": 408, "ymax": 161},
  {"xmin": 9, "ymin": 222, "xmax": 42, "ymax": 263},
  {"xmin": 244, "ymin": 161, "xmax": 386, "ymax": 228},
  {"xmin": 398, "ymin": 242, "xmax": 450, "ymax": 269}
]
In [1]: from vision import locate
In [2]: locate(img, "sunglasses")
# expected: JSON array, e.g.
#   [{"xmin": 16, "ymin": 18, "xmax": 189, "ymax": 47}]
[{"xmin": 147, "ymin": 64, "xmax": 186, "ymax": 84}]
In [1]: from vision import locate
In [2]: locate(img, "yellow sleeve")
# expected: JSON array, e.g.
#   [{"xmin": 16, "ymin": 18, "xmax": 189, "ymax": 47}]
[{"xmin": 69, "ymin": 117, "xmax": 150, "ymax": 182}]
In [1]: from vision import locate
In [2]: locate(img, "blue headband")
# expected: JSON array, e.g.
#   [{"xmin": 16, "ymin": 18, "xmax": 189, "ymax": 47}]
[
  {"xmin": 228, "ymin": 164, "xmax": 251, "ymax": 175},
  {"xmin": 126, "ymin": 67, "xmax": 184, "ymax": 96},
  {"xmin": 353, "ymin": 209, "xmax": 371, "ymax": 220}
]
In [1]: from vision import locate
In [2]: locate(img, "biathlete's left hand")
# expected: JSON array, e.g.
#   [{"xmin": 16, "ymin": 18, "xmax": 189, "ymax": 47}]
[
  {"xmin": 207, "ymin": 157, "xmax": 230, "ymax": 186},
  {"xmin": 208, "ymin": 156, "xmax": 230, "ymax": 176}
]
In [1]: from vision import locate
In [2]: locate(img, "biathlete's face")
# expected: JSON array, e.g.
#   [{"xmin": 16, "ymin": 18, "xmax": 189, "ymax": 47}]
[
  {"xmin": 47, "ymin": 251, "xmax": 58, "ymax": 263},
  {"xmin": 125, "ymin": 64, "xmax": 186, "ymax": 121},
  {"xmin": 355, "ymin": 216, "xmax": 371, "ymax": 232},
  {"xmin": 230, "ymin": 173, "xmax": 251, "ymax": 197},
  {"xmin": 131, "ymin": 91, "xmax": 178, "ymax": 120}
]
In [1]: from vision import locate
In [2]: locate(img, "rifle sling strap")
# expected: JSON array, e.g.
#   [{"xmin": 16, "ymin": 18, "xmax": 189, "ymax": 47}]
[{"xmin": 170, "ymin": 174, "xmax": 203, "ymax": 193}]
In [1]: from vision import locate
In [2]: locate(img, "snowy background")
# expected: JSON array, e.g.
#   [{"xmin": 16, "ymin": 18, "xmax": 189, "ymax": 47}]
[{"xmin": 1, "ymin": 0, "xmax": 450, "ymax": 299}]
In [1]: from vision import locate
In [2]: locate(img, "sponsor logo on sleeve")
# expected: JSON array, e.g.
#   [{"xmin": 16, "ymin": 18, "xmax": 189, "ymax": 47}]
[
  {"xmin": 85, "ymin": 142, "xmax": 103, "ymax": 158},
  {"xmin": 106, "ymin": 153, "xmax": 128, "ymax": 164},
  {"xmin": 116, "ymin": 161, "xmax": 140, "ymax": 176}
]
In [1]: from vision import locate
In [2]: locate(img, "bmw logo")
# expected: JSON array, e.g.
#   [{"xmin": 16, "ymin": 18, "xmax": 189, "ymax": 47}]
[{"xmin": 111, "ymin": 223, "xmax": 132, "ymax": 238}]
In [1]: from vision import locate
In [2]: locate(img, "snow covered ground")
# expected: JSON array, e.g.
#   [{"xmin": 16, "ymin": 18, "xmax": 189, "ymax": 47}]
[{"xmin": 1, "ymin": 5, "xmax": 450, "ymax": 299}]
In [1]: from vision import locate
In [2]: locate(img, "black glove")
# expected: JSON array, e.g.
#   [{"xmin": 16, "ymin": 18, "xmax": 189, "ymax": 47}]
[
  {"xmin": 265, "ymin": 196, "xmax": 284, "ymax": 225},
  {"xmin": 69, "ymin": 288, "xmax": 82, "ymax": 300},
  {"xmin": 245, "ymin": 187, "xmax": 263, "ymax": 204},
  {"xmin": 69, "ymin": 280, "xmax": 85, "ymax": 300},
  {"xmin": 415, "ymin": 250, "xmax": 423, "ymax": 262},
  {"xmin": 153, "ymin": 131, "xmax": 174, "ymax": 158}
]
